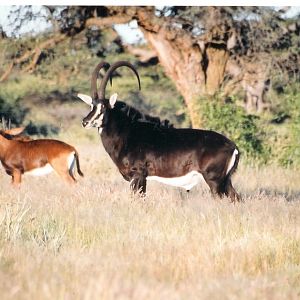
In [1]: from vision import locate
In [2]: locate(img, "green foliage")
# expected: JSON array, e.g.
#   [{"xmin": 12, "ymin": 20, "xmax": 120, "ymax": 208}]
[
  {"xmin": 274, "ymin": 84, "xmax": 300, "ymax": 167},
  {"xmin": 26, "ymin": 121, "xmax": 59, "ymax": 136},
  {"xmin": 196, "ymin": 82, "xmax": 300, "ymax": 169},
  {"xmin": 0, "ymin": 33, "xmax": 187, "ymax": 136},
  {"xmin": 0, "ymin": 89, "xmax": 26, "ymax": 125},
  {"xmin": 0, "ymin": 73, "xmax": 54, "ymax": 126},
  {"xmin": 198, "ymin": 95, "xmax": 269, "ymax": 162},
  {"xmin": 196, "ymin": 85, "xmax": 300, "ymax": 168}
]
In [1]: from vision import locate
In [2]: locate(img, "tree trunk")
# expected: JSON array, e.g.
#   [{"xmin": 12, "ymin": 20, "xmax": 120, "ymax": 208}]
[
  {"xmin": 87, "ymin": 8, "xmax": 216, "ymax": 127},
  {"xmin": 143, "ymin": 31, "xmax": 205, "ymax": 127},
  {"xmin": 205, "ymin": 45, "xmax": 229, "ymax": 95},
  {"xmin": 136, "ymin": 8, "xmax": 229, "ymax": 128},
  {"xmin": 0, "ymin": 34, "xmax": 66, "ymax": 82}
]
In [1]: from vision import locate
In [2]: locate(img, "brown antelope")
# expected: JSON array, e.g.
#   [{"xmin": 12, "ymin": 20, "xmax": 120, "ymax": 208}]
[{"xmin": 0, "ymin": 128, "xmax": 83, "ymax": 186}]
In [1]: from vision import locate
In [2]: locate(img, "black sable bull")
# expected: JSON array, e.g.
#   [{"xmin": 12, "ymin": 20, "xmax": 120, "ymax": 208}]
[{"xmin": 77, "ymin": 61, "xmax": 240, "ymax": 202}]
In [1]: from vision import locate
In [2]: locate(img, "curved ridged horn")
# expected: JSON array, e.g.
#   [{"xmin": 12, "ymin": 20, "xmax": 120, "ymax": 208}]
[
  {"xmin": 98, "ymin": 61, "xmax": 141, "ymax": 101},
  {"xmin": 91, "ymin": 61, "xmax": 110, "ymax": 99}
]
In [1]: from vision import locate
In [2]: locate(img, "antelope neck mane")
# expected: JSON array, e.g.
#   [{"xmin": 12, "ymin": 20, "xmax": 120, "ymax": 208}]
[{"xmin": 115, "ymin": 101, "xmax": 174, "ymax": 129}]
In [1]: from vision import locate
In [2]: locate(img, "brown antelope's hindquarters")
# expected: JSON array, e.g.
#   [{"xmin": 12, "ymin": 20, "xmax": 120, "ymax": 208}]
[{"xmin": 51, "ymin": 151, "xmax": 83, "ymax": 184}]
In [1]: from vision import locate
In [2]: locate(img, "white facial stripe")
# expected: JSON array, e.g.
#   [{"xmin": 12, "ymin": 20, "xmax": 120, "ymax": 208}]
[
  {"xmin": 94, "ymin": 113, "xmax": 104, "ymax": 127},
  {"xmin": 147, "ymin": 171, "xmax": 207, "ymax": 191},
  {"xmin": 89, "ymin": 105, "xmax": 102, "ymax": 122},
  {"xmin": 86, "ymin": 104, "xmax": 104, "ymax": 128}
]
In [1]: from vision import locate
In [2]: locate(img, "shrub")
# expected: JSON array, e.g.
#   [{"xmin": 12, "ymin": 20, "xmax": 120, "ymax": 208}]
[
  {"xmin": 275, "ymin": 85, "xmax": 300, "ymax": 167},
  {"xmin": 0, "ymin": 95, "xmax": 27, "ymax": 126},
  {"xmin": 197, "ymin": 95, "xmax": 269, "ymax": 163}
]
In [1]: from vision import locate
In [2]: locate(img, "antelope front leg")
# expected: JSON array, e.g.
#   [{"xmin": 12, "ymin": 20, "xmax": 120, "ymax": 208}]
[{"xmin": 12, "ymin": 169, "xmax": 22, "ymax": 187}]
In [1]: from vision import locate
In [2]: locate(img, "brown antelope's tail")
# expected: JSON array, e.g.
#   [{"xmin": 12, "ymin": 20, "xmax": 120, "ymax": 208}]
[{"xmin": 75, "ymin": 151, "xmax": 84, "ymax": 177}]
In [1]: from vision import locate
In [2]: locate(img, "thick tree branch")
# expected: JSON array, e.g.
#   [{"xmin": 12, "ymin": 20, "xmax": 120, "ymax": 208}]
[
  {"xmin": 23, "ymin": 48, "xmax": 42, "ymax": 73},
  {"xmin": 86, "ymin": 15, "xmax": 133, "ymax": 28},
  {"xmin": 125, "ymin": 45, "xmax": 157, "ymax": 63},
  {"xmin": 0, "ymin": 34, "xmax": 66, "ymax": 82},
  {"xmin": 0, "ymin": 62, "xmax": 13, "ymax": 82}
]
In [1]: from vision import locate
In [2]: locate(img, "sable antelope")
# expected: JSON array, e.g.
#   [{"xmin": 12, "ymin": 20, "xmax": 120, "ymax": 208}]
[
  {"xmin": 78, "ymin": 61, "xmax": 240, "ymax": 201},
  {"xmin": 0, "ymin": 129, "xmax": 83, "ymax": 186}
]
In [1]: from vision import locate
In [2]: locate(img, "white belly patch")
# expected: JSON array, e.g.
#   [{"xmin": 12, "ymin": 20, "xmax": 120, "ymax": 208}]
[
  {"xmin": 147, "ymin": 171, "xmax": 206, "ymax": 191},
  {"xmin": 25, "ymin": 164, "xmax": 54, "ymax": 176}
]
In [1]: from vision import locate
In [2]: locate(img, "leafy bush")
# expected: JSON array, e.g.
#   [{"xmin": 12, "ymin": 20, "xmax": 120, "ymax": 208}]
[
  {"xmin": 197, "ymin": 95, "xmax": 269, "ymax": 162},
  {"xmin": 0, "ymin": 74, "xmax": 53, "ymax": 126},
  {"xmin": 275, "ymin": 85, "xmax": 300, "ymax": 167},
  {"xmin": 0, "ymin": 95, "xmax": 27, "ymax": 126},
  {"xmin": 25, "ymin": 121, "xmax": 59, "ymax": 137}
]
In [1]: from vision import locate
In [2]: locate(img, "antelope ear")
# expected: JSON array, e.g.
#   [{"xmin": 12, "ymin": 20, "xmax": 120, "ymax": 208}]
[
  {"xmin": 4, "ymin": 127, "xmax": 25, "ymax": 135},
  {"xmin": 109, "ymin": 93, "xmax": 118, "ymax": 108},
  {"xmin": 77, "ymin": 93, "xmax": 93, "ymax": 106}
]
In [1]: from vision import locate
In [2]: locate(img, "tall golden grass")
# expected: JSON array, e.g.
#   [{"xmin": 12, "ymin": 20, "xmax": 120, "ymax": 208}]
[{"xmin": 0, "ymin": 142, "xmax": 300, "ymax": 299}]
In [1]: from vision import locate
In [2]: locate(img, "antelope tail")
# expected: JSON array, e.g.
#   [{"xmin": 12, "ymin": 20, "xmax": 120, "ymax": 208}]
[
  {"xmin": 226, "ymin": 149, "xmax": 239, "ymax": 176},
  {"xmin": 75, "ymin": 151, "xmax": 84, "ymax": 177}
]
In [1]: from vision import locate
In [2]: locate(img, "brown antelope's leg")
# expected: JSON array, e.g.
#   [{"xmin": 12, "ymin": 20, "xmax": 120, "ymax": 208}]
[
  {"xmin": 58, "ymin": 169, "xmax": 76, "ymax": 184},
  {"xmin": 12, "ymin": 169, "xmax": 22, "ymax": 187},
  {"xmin": 50, "ymin": 155, "xmax": 76, "ymax": 184},
  {"xmin": 54, "ymin": 168, "xmax": 76, "ymax": 184}
]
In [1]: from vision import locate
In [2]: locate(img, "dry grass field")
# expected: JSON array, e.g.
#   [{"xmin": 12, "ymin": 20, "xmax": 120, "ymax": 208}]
[{"xmin": 0, "ymin": 138, "xmax": 300, "ymax": 300}]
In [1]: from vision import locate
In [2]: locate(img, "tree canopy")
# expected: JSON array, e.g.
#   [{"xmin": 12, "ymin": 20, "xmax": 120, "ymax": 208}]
[{"xmin": 1, "ymin": 6, "xmax": 299, "ymax": 126}]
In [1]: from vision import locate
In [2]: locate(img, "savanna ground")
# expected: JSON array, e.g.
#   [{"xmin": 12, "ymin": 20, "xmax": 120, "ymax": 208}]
[{"xmin": 0, "ymin": 134, "xmax": 300, "ymax": 300}]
